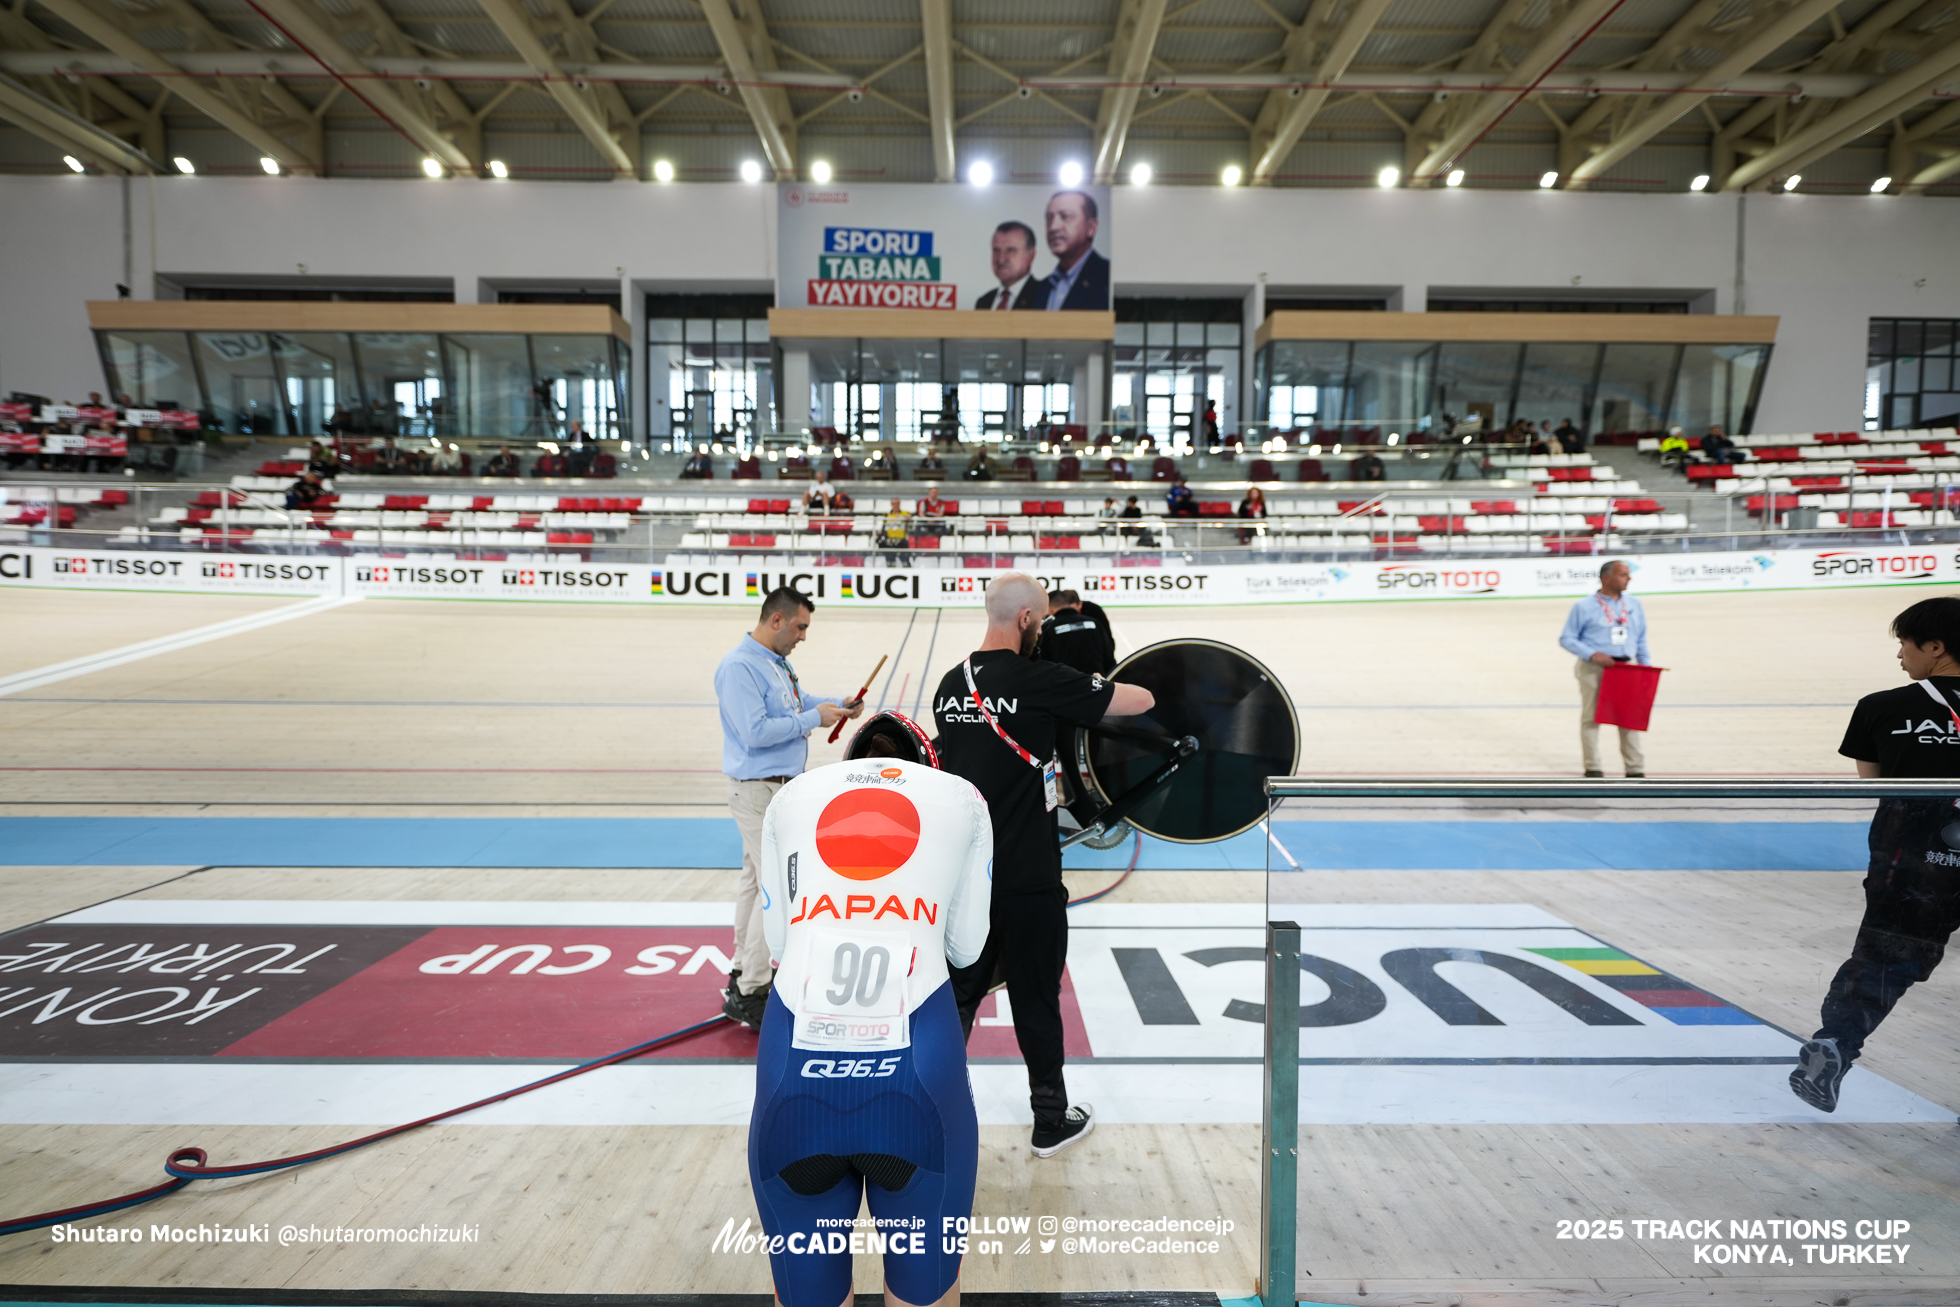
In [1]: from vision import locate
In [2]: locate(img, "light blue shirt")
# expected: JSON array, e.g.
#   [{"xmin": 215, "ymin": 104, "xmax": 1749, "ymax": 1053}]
[
  {"xmin": 1560, "ymin": 591, "xmax": 1651, "ymax": 664},
  {"xmin": 714, "ymin": 634, "xmax": 838, "ymax": 780},
  {"xmin": 1045, "ymin": 254, "xmax": 1089, "ymax": 311}
]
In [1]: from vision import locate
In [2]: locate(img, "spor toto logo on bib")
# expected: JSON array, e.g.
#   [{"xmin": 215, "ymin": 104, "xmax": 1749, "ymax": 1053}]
[{"xmin": 815, "ymin": 789, "xmax": 921, "ymax": 880}]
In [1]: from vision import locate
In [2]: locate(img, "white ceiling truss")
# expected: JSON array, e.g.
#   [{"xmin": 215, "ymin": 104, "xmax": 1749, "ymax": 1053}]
[{"xmin": 0, "ymin": 0, "xmax": 1953, "ymax": 191}]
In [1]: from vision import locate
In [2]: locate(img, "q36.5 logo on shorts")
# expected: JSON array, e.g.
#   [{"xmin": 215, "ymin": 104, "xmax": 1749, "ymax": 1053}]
[{"xmin": 801, "ymin": 1055, "xmax": 902, "ymax": 1079}]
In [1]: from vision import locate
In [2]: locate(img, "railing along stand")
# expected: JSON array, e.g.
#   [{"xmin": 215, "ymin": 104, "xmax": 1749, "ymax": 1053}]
[{"xmin": 1260, "ymin": 917, "xmax": 1300, "ymax": 1307}]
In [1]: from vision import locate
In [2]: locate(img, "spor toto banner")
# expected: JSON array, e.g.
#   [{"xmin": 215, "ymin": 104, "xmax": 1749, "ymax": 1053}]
[
  {"xmin": 776, "ymin": 182, "xmax": 1113, "ymax": 312},
  {"xmin": 1, "ymin": 545, "xmax": 1955, "ymax": 605}
]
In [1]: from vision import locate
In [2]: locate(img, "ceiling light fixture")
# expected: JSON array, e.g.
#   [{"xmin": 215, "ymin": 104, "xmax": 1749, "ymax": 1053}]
[
  {"xmin": 1129, "ymin": 162, "xmax": 1151, "ymax": 185},
  {"xmin": 1689, "ymin": 173, "xmax": 1710, "ymax": 191},
  {"xmin": 1539, "ymin": 170, "xmax": 1558, "ymax": 188},
  {"xmin": 739, "ymin": 159, "xmax": 763, "ymax": 183},
  {"xmin": 653, "ymin": 160, "xmax": 675, "ymax": 182},
  {"xmin": 1783, "ymin": 173, "xmax": 1800, "ymax": 191},
  {"xmin": 1059, "ymin": 160, "xmax": 1084, "ymax": 187},
  {"xmin": 810, "ymin": 160, "xmax": 831, "ymax": 183},
  {"xmin": 1221, "ymin": 164, "xmax": 1242, "ymax": 186},
  {"xmin": 1445, "ymin": 168, "xmax": 1465, "ymax": 187},
  {"xmin": 1377, "ymin": 165, "xmax": 1400, "ymax": 188},
  {"xmin": 421, "ymin": 157, "xmax": 442, "ymax": 178},
  {"xmin": 488, "ymin": 159, "xmax": 508, "ymax": 179},
  {"xmin": 968, "ymin": 160, "xmax": 993, "ymax": 186},
  {"xmin": 260, "ymin": 156, "xmax": 280, "ymax": 175},
  {"xmin": 1870, "ymin": 175, "xmax": 1892, "ymax": 193},
  {"xmin": 173, "ymin": 156, "xmax": 194, "ymax": 175}
]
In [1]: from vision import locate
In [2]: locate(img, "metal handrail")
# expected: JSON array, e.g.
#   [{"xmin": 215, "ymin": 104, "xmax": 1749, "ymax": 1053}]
[{"xmin": 1267, "ymin": 777, "xmax": 1960, "ymax": 799}]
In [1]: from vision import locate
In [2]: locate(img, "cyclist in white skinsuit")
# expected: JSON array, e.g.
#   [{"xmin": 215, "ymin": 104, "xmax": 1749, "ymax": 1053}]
[{"xmin": 749, "ymin": 713, "xmax": 992, "ymax": 1307}]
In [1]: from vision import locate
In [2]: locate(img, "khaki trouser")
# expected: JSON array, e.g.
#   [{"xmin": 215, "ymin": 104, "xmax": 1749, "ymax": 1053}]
[
  {"xmin": 1576, "ymin": 657, "xmax": 1646, "ymax": 774},
  {"xmin": 727, "ymin": 777, "xmax": 784, "ymax": 996}
]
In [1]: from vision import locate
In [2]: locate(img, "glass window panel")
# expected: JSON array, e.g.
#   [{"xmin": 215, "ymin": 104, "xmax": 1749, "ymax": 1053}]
[
  {"xmin": 99, "ymin": 330, "xmax": 200, "ymax": 410},
  {"xmin": 1115, "ymin": 324, "xmax": 1144, "ymax": 346},
  {"xmin": 351, "ymin": 333, "xmax": 442, "ymax": 438},
  {"xmin": 1868, "ymin": 319, "xmax": 1893, "ymax": 358},
  {"xmin": 1434, "ymin": 341, "xmax": 1521, "ymax": 435},
  {"xmin": 1516, "ymin": 343, "xmax": 1602, "ymax": 436},
  {"xmin": 1348, "ymin": 342, "xmax": 1437, "ymax": 439},
  {"xmin": 444, "ymin": 334, "xmax": 540, "ymax": 440},
  {"xmin": 194, "ymin": 331, "xmax": 289, "ymax": 436},
  {"xmin": 272, "ymin": 332, "xmax": 358, "ymax": 437},
  {"xmin": 1925, "ymin": 321, "xmax": 1953, "ymax": 355},
  {"xmin": 1893, "ymin": 356, "xmax": 1921, "ymax": 394},
  {"xmin": 1595, "ymin": 343, "xmax": 1681, "ymax": 435},
  {"xmin": 747, "ymin": 319, "xmax": 769, "ymax": 343},
  {"xmin": 1671, "ymin": 344, "xmax": 1768, "ymax": 436},
  {"xmin": 1209, "ymin": 323, "xmax": 1241, "ymax": 347},
  {"xmin": 648, "ymin": 318, "xmax": 683, "ymax": 344},
  {"xmin": 531, "ymin": 334, "xmax": 621, "ymax": 440},
  {"xmin": 1175, "ymin": 323, "xmax": 1206, "ymax": 347},
  {"xmin": 1262, "ymin": 341, "xmax": 1349, "ymax": 432},
  {"xmin": 684, "ymin": 319, "xmax": 714, "ymax": 345},
  {"xmin": 1921, "ymin": 356, "xmax": 1951, "ymax": 394},
  {"xmin": 1895, "ymin": 321, "xmax": 1924, "ymax": 357},
  {"xmin": 715, "ymin": 319, "xmax": 745, "ymax": 344}
]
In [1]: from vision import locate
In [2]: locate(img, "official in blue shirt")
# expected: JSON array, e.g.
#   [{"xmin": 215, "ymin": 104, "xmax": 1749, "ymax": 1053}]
[
  {"xmin": 1558, "ymin": 558, "xmax": 1650, "ymax": 778},
  {"xmin": 714, "ymin": 585, "xmax": 860, "ymax": 1027}
]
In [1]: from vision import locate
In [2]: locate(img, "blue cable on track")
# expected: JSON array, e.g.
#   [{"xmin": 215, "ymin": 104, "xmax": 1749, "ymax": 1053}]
[{"xmin": 2, "ymin": 830, "xmax": 1143, "ymax": 1239}]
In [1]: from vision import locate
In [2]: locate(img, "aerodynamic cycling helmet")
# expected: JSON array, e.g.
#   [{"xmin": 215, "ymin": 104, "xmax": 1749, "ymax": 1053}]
[{"xmin": 845, "ymin": 711, "xmax": 940, "ymax": 769}]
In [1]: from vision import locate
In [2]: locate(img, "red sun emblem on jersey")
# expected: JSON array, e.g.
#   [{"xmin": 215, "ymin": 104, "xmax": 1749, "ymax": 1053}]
[{"xmin": 815, "ymin": 788, "xmax": 921, "ymax": 880}]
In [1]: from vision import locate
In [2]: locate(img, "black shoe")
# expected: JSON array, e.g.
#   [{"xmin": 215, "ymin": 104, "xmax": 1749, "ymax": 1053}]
[
  {"xmin": 1789, "ymin": 1037, "xmax": 1848, "ymax": 1112},
  {"xmin": 1584, "ymin": 769, "xmax": 1604, "ymax": 778},
  {"xmin": 1625, "ymin": 771, "xmax": 1645, "ymax": 779},
  {"xmin": 1031, "ymin": 1103, "xmax": 1095, "ymax": 1157},
  {"xmin": 722, "ymin": 984, "xmax": 768, "ymax": 1030}
]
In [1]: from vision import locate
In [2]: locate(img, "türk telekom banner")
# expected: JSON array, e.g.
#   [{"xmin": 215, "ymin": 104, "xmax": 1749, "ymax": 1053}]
[
  {"xmin": 776, "ymin": 182, "xmax": 1113, "ymax": 312},
  {"xmin": 2, "ymin": 544, "xmax": 1955, "ymax": 605}
]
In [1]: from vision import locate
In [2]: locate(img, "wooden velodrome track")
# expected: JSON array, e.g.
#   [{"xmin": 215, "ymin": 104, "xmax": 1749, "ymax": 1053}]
[{"xmin": 1, "ymin": 584, "xmax": 1956, "ymax": 1306}]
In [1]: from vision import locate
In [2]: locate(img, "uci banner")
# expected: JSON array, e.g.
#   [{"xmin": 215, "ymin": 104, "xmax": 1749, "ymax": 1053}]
[{"xmin": 776, "ymin": 182, "xmax": 1113, "ymax": 312}]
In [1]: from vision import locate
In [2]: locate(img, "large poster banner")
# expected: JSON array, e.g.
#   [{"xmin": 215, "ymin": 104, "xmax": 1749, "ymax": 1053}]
[
  {"xmin": 776, "ymin": 182, "xmax": 1114, "ymax": 312},
  {"xmin": 1, "ymin": 544, "xmax": 1953, "ymax": 605}
]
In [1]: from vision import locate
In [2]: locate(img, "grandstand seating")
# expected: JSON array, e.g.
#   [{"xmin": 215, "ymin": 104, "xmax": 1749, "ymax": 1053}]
[{"xmin": 1634, "ymin": 428, "xmax": 1960, "ymax": 519}]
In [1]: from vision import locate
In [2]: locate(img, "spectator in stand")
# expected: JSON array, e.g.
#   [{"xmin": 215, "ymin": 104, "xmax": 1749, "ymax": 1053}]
[
  {"xmin": 373, "ymin": 437, "xmax": 406, "ymax": 475},
  {"xmin": 1237, "ymin": 485, "xmax": 1268, "ymax": 544},
  {"xmin": 1659, "ymin": 427, "xmax": 1691, "ymax": 470},
  {"xmin": 918, "ymin": 447, "xmax": 946, "ymax": 476},
  {"xmin": 916, "ymin": 484, "xmax": 948, "ymax": 518},
  {"xmin": 965, "ymin": 447, "xmax": 997, "ymax": 481},
  {"xmin": 1166, "ymin": 475, "xmax": 1197, "ymax": 518},
  {"xmin": 680, "ymin": 447, "xmax": 714, "ymax": 479},
  {"xmin": 565, "ymin": 420, "xmax": 595, "ymax": 476},
  {"xmin": 804, "ymin": 470, "xmax": 835, "ymax": 513},
  {"xmin": 486, "ymin": 444, "xmax": 521, "ymax": 477},
  {"xmin": 1556, "ymin": 418, "xmax": 1583, "ymax": 452},
  {"xmin": 1351, "ymin": 451, "xmax": 1386, "ymax": 481},
  {"xmin": 878, "ymin": 498, "xmax": 911, "ymax": 557},
  {"xmin": 285, "ymin": 469, "xmax": 326, "ymax": 510},
  {"xmin": 1529, "ymin": 431, "xmax": 1554, "ymax": 456},
  {"xmin": 1202, "ymin": 400, "xmax": 1221, "ymax": 449},
  {"xmin": 307, "ymin": 441, "xmax": 337, "ymax": 476},
  {"xmin": 1097, "ymin": 496, "xmax": 1119, "ymax": 533},
  {"xmin": 432, "ymin": 442, "xmax": 463, "ymax": 474},
  {"xmin": 830, "ymin": 487, "xmax": 856, "ymax": 515},
  {"xmin": 1702, "ymin": 424, "xmax": 1744, "ymax": 465},
  {"xmin": 1119, "ymin": 494, "xmax": 1157, "ymax": 546}
]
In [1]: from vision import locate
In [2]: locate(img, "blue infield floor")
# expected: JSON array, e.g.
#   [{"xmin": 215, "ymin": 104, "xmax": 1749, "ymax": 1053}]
[{"xmin": 0, "ymin": 816, "xmax": 1869, "ymax": 871}]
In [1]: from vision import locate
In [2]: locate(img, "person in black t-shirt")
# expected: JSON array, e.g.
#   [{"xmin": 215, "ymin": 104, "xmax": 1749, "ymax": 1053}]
[
  {"xmin": 1793, "ymin": 595, "xmax": 1960, "ymax": 1113},
  {"xmin": 1037, "ymin": 589, "xmax": 1115, "ymax": 677},
  {"xmin": 933, "ymin": 573, "xmax": 1154, "ymax": 1157}
]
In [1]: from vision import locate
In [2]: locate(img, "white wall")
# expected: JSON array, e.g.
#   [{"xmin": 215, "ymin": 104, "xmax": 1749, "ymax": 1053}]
[{"xmin": 2, "ymin": 174, "xmax": 1954, "ymax": 433}]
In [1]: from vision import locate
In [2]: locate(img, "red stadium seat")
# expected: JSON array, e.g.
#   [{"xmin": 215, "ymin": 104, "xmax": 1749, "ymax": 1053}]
[
  {"xmin": 1249, "ymin": 459, "xmax": 1276, "ymax": 481},
  {"xmin": 1297, "ymin": 459, "xmax": 1326, "ymax": 482},
  {"xmin": 734, "ymin": 457, "xmax": 762, "ymax": 479},
  {"xmin": 1151, "ymin": 456, "xmax": 1176, "ymax": 481},
  {"xmin": 1057, "ymin": 455, "xmax": 1082, "ymax": 481},
  {"xmin": 1107, "ymin": 457, "xmax": 1131, "ymax": 480}
]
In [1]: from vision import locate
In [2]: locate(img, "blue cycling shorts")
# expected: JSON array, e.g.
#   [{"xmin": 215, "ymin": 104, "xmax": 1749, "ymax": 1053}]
[{"xmin": 748, "ymin": 982, "xmax": 976, "ymax": 1307}]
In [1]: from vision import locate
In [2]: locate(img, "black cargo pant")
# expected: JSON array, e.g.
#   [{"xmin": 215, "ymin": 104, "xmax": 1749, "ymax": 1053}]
[
  {"xmin": 1817, "ymin": 855, "xmax": 1960, "ymax": 1061},
  {"xmin": 951, "ymin": 884, "xmax": 1069, "ymax": 1131}
]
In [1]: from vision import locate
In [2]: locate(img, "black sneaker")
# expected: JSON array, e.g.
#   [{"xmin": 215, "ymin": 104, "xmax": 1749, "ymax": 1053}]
[
  {"xmin": 1031, "ymin": 1103, "xmax": 1095, "ymax": 1158},
  {"xmin": 1584, "ymin": 769, "xmax": 1604, "ymax": 778},
  {"xmin": 1789, "ymin": 1037, "xmax": 1848, "ymax": 1112},
  {"xmin": 722, "ymin": 984, "xmax": 768, "ymax": 1030}
]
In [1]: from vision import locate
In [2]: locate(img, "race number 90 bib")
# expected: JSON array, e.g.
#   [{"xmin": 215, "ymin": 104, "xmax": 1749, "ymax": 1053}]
[{"xmin": 792, "ymin": 926, "xmax": 912, "ymax": 1052}]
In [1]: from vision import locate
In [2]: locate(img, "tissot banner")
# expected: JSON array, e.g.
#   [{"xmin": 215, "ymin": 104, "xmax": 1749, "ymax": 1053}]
[{"xmin": 776, "ymin": 182, "xmax": 1113, "ymax": 312}]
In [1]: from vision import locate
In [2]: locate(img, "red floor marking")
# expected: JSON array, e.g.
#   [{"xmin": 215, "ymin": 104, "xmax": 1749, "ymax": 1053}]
[{"xmin": 221, "ymin": 927, "xmax": 761, "ymax": 1060}]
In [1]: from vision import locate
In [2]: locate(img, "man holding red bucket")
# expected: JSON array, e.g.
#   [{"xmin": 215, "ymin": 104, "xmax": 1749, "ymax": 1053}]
[{"xmin": 1557, "ymin": 559, "xmax": 1658, "ymax": 779}]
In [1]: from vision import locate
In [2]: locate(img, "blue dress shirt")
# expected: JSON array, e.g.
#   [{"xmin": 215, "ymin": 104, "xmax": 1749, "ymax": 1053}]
[
  {"xmin": 1560, "ymin": 591, "xmax": 1650, "ymax": 664},
  {"xmin": 714, "ymin": 634, "xmax": 838, "ymax": 779}
]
